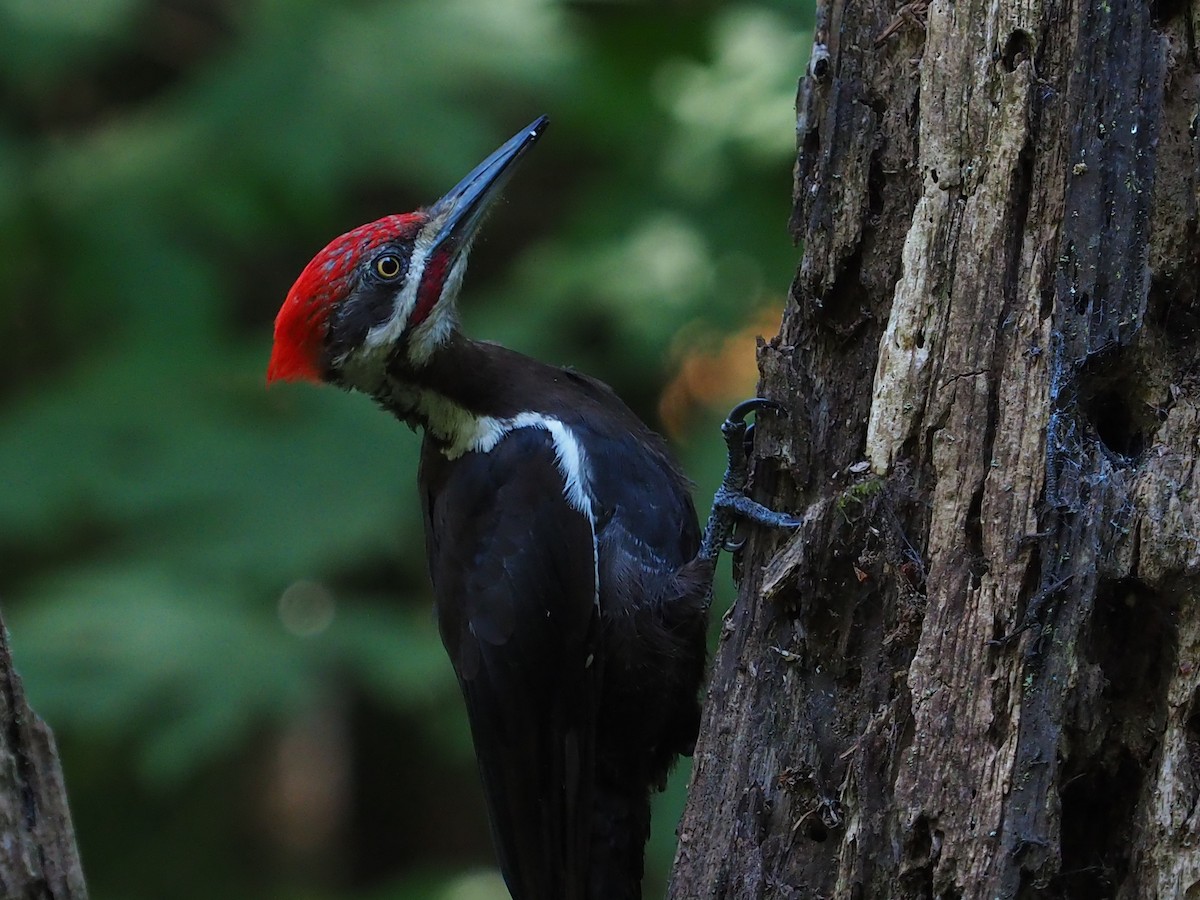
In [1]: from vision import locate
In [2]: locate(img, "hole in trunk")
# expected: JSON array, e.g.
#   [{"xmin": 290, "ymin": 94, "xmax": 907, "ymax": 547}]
[
  {"xmin": 1075, "ymin": 348, "xmax": 1162, "ymax": 464},
  {"xmin": 1057, "ymin": 756, "xmax": 1140, "ymax": 896},
  {"xmin": 1000, "ymin": 30, "xmax": 1033, "ymax": 72},
  {"xmin": 1082, "ymin": 389, "xmax": 1145, "ymax": 458},
  {"xmin": 1057, "ymin": 579, "xmax": 1176, "ymax": 895}
]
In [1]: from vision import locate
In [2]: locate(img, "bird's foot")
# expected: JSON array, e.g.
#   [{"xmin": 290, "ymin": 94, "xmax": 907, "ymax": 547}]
[
  {"xmin": 699, "ymin": 399, "xmax": 801, "ymax": 562},
  {"xmin": 712, "ymin": 485, "xmax": 804, "ymax": 529}
]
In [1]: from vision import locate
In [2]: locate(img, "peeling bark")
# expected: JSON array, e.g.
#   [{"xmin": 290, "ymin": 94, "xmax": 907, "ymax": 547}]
[
  {"xmin": 670, "ymin": 0, "xmax": 1200, "ymax": 897},
  {"xmin": 0, "ymin": 615, "xmax": 87, "ymax": 899}
]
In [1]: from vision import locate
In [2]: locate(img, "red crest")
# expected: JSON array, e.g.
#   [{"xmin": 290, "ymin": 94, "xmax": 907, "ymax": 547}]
[{"xmin": 267, "ymin": 214, "xmax": 424, "ymax": 384}]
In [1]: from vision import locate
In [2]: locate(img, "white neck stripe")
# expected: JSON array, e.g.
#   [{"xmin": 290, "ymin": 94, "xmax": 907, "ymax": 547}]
[
  {"xmin": 448, "ymin": 410, "xmax": 600, "ymax": 611},
  {"xmin": 441, "ymin": 410, "xmax": 593, "ymax": 518}
]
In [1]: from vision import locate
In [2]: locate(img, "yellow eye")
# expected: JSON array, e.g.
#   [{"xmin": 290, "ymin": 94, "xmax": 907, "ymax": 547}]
[{"xmin": 374, "ymin": 254, "xmax": 402, "ymax": 280}]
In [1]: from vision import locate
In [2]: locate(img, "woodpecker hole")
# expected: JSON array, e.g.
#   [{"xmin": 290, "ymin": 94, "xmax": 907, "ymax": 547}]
[
  {"xmin": 1076, "ymin": 348, "xmax": 1162, "ymax": 463},
  {"xmin": 1091, "ymin": 579, "xmax": 1175, "ymax": 744},
  {"xmin": 819, "ymin": 243, "xmax": 871, "ymax": 334},
  {"xmin": 1000, "ymin": 30, "xmax": 1033, "ymax": 72},
  {"xmin": 907, "ymin": 814, "xmax": 932, "ymax": 860},
  {"xmin": 1057, "ymin": 758, "xmax": 1141, "ymax": 897},
  {"xmin": 899, "ymin": 815, "xmax": 936, "ymax": 897},
  {"xmin": 1149, "ymin": 0, "xmax": 1188, "ymax": 24},
  {"xmin": 1084, "ymin": 389, "xmax": 1145, "ymax": 458},
  {"xmin": 1057, "ymin": 578, "xmax": 1175, "ymax": 895},
  {"xmin": 811, "ymin": 44, "xmax": 831, "ymax": 81}
]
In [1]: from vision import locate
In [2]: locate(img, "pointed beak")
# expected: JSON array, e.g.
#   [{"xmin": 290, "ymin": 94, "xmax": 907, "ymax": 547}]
[{"xmin": 426, "ymin": 115, "xmax": 549, "ymax": 256}]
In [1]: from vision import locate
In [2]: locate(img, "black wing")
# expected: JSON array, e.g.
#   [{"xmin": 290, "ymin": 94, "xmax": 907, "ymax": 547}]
[{"xmin": 420, "ymin": 426, "xmax": 599, "ymax": 900}]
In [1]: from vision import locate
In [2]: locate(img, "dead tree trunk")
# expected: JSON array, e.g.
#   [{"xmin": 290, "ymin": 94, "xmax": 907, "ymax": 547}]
[
  {"xmin": 671, "ymin": 0, "xmax": 1199, "ymax": 897},
  {"xmin": 0, "ymin": 615, "xmax": 87, "ymax": 899}
]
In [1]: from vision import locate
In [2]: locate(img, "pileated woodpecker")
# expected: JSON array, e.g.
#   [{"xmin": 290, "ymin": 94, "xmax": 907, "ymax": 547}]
[{"xmin": 268, "ymin": 117, "xmax": 793, "ymax": 899}]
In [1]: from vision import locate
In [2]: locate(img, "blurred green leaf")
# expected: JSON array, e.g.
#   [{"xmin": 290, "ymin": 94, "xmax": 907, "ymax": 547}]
[{"xmin": 0, "ymin": 0, "xmax": 812, "ymax": 896}]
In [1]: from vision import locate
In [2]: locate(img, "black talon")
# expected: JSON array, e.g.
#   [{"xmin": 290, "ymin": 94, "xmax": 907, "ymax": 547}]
[
  {"xmin": 699, "ymin": 397, "xmax": 799, "ymax": 563},
  {"xmin": 725, "ymin": 397, "xmax": 785, "ymax": 429},
  {"xmin": 732, "ymin": 397, "xmax": 784, "ymax": 419},
  {"xmin": 723, "ymin": 398, "xmax": 784, "ymax": 467}
]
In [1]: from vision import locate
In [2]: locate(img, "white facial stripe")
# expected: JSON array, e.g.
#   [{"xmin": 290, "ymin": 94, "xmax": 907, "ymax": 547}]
[
  {"xmin": 407, "ymin": 254, "xmax": 467, "ymax": 367},
  {"xmin": 360, "ymin": 219, "xmax": 441, "ymax": 357},
  {"xmin": 356, "ymin": 216, "xmax": 466, "ymax": 374}
]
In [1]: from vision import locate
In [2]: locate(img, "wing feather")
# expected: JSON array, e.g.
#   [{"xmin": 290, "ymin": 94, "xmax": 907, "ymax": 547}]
[{"xmin": 421, "ymin": 426, "xmax": 599, "ymax": 900}]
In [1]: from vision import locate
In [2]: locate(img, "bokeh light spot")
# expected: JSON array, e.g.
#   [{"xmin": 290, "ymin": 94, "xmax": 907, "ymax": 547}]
[{"xmin": 278, "ymin": 580, "xmax": 336, "ymax": 637}]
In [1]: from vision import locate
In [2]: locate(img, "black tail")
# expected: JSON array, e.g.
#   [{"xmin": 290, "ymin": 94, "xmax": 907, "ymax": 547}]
[{"xmin": 589, "ymin": 777, "xmax": 652, "ymax": 900}]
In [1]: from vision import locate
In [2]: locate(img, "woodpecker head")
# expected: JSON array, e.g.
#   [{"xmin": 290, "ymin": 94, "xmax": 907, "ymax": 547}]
[{"xmin": 268, "ymin": 116, "xmax": 548, "ymax": 392}]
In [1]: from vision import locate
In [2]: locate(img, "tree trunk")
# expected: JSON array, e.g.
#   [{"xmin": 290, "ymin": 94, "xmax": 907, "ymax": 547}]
[
  {"xmin": 670, "ymin": 0, "xmax": 1199, "ymax": 897},
  {"xmin": 0, "ymin": 614, "xmax": 87, "ymax": 899}
]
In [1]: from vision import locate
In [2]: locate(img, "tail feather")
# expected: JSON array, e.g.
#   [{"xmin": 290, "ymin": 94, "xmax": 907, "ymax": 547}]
[{"xmin": 589, "ymin": 779, "xmax": 652, "ymax": 900}]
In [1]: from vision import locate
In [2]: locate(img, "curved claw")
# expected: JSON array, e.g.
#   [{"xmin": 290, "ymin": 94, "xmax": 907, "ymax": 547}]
[
  {"xmin": 726, "ymin": 397, "xmax": 785, "ymax": 426},
  {"xmin": 742, "ymin": 422, "xmax": 756, "ymax": 460},
  {"xmin": 724, "ymin": 536, "xmax": 746, "ymax": 553}
]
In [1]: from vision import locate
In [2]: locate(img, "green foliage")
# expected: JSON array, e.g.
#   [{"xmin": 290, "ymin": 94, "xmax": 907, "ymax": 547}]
[{"xmin": 0, "ymin": 0, "xmax": 811, "ymax": 896}]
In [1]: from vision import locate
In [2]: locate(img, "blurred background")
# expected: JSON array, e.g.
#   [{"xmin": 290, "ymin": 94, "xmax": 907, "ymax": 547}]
[{"xmin": 0, "ymin": 1, "xmax": 811, "ymax": 897}]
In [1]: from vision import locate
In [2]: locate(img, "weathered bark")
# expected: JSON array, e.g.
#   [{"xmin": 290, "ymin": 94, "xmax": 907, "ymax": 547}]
[
  {"xmin": 0, "ymin": 615, "xmax": 87, "ymax": 899},
  {"xmin": 671, "ymin": 0, "xmax": 1199, "ymax": 897}
]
